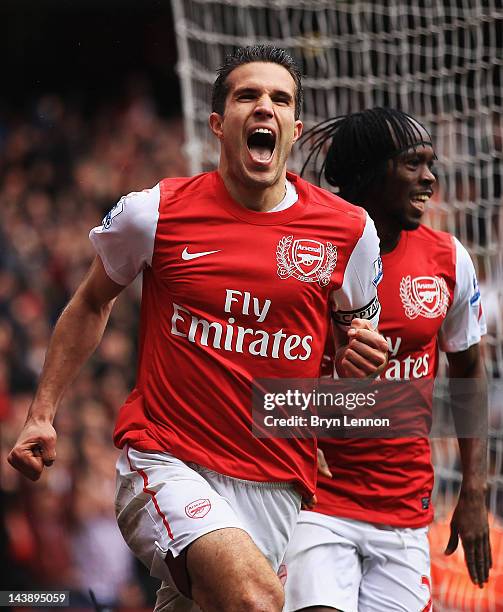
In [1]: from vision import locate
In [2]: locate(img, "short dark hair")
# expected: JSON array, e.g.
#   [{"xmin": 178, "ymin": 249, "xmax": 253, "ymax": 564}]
[
  {"xmin": 301, "ymin": 107, "xmax": 434, "ymax": 203},
  {"xmin": 211, "ymin": 45, "xmax": 303, "ymax": 120}
]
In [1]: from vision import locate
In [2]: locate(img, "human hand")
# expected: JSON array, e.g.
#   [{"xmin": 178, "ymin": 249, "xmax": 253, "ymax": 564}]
[
  {"xmin": 444, "ymin": 489, "xmax": 492, "ymax": 588},
  {"xmin": 317, "ymin": 448, "xmax": 332, "ymax": 478},
  {"xmin": 301, "ymin": 450, "xmax": 332, "ymax": 510},
  {"xmin": 301, "ymin": 494, "xmax": 317, "ymax": 510},
  {"xmin": 7, "ymin": 418, "xmax": 57, "ymax": 481},
  {"xmin": 335, "ymin": 318, "xmax": 388, "ymax": 378}
]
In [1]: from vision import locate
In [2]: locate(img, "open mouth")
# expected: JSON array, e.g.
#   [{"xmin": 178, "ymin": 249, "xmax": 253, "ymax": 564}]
[
  {"xmin": 247, "ymin": 128, "xmax": 276, "ymax": 164},
  {"xmin": 410, "ymin": 192, "xmax": 432, "ymax": 212}
]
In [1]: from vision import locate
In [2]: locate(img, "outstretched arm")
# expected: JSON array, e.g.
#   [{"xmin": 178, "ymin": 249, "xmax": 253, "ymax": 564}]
[
  {"xmin": 8, "ymin": 256, "xmax": 124, "ymax": 481},
  {"xmin": 444, "ymin": 343, "xmax": 492, "ymax": 588}
]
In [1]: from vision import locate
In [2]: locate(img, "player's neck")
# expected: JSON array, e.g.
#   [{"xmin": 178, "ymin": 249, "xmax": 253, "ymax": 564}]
[
  {"xmin": 218, "ymin": 168, "xmax": 288, "ymax": 212},
  {"xmin": 378, "ymin": 229, "xmax": 402, "ymax": 254},
  {"xmin": 362, "ymin": 203, "xmax": 402, "ymax": 254},
  {"xmin": 373, "ymin": 216, "xmax": 401, "ymax": 254}
]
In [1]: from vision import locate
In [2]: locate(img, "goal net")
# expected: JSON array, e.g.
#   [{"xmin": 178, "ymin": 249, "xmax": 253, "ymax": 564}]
[{"xmin": 172, "ymin": 0, "xmax": 503, "ymax": 604}]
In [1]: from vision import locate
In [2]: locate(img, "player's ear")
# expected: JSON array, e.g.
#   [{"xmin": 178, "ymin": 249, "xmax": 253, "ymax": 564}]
[
  {"xmin": 209, "ymin": 113, "xmax": 224, "ymax": 140},
  {"xmin": 292, "ymin": 119, "xmax": 303, "ymax": 144}
]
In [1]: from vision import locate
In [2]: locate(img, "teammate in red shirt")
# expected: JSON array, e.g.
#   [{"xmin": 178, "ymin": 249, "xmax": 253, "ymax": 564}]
[
  {"xmin": 7, "ymin": 48, "xmax": 388, "ymax": 611},
  {"xmin": 284, "ymin": 108, "xmax": 491, "ymax": 612}
]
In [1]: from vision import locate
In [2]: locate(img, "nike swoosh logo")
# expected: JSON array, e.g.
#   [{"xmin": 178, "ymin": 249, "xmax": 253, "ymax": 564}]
[{"xmin": 181, "ymin": 247, "xmax": 221, "ymax": 261}]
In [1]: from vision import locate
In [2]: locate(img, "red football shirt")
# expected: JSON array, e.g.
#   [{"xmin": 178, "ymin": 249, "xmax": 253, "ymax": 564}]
[
  {"xmin": 316, "ymin": 225, "xmax": 486, "ymax": 525},
  {"xmin": 90, "ymin": 171, "xmax": 381, "ymax": 497}
]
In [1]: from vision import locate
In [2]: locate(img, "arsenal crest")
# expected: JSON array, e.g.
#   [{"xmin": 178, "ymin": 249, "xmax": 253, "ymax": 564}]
[
  {"xmin": 276, "ymin": 236, "xmax": 337, "ymax": 286},
  {"xmin": 400, "ymin": 275, "xmax": 450, "ymax": 319},
  {"xmin": 185, "ymin": 498, "xmax": 211, "ymax": 519}
]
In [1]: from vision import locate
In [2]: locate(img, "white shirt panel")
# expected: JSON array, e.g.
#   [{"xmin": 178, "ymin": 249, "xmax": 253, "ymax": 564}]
[
  {"xmin": 89, "ymin": 184, "xmax": 160, "ymax": 286},
  {"xmin": 330, "ymin": 213, "xmax": 382, "ymax": 330},
  {"xmin": 439, "ymin": 236, "xmax": 487, "ymax": 353},
  {"xmin": 267, "ymin": 180, "xmax": 298, "ymax": 213}
]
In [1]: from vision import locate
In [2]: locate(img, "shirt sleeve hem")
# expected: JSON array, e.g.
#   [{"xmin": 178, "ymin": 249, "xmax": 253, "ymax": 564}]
[
  {"xmin": 89, "ymin": 233, "xmax": 129, "ymax": 286},
  {"xmin": 440, "ymin": 331, "xmax": 486, "ymax": 354}
]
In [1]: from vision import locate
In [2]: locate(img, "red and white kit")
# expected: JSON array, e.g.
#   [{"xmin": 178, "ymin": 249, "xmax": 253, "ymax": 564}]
[
  {"xmin": 317, "ymin": 224, "xmax": 485, "ymax": 526},
  {"xmin": 89, "ymin": 171, "xmax": 380, "ymax": 593},
  {"xmin": 284, "ymin": 225, "xmax": 486, "ymax": 612}
]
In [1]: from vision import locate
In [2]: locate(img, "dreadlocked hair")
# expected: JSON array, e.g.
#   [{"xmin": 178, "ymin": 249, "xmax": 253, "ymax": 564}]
[{"xmin": 300, "ymin": 107, "xmax": 433, "ymax": 203}]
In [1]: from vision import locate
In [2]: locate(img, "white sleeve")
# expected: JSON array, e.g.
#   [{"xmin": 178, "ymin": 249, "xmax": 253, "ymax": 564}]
[
  {"xmin": 330, "ymin": 212, "xmax": 382, "ymax": 331},
  {"xmin": 439, "ymin": 236, "xmax": 487, "ymax": 353},
  {"xmin": 89, "ymin": 184, "xmax": 160, "ymax": 286}
]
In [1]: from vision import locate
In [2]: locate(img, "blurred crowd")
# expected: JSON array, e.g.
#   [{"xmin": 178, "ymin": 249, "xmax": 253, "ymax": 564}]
[
  {"xmin": 0, "ymin": 90, "xmax": 186, "ymax": 609},
  {"xmin": 0, "ymin": 89, "xmax": 502, "ymax": 610}
]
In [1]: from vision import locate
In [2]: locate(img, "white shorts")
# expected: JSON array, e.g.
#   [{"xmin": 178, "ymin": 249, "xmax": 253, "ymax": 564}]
[
  {"xmin": 283, "ymin": 511, "xmax": 432, "ymax": 612},
  {"xmin": 115, "ymin": 447, "xmax": 301, "ymax": 610}
]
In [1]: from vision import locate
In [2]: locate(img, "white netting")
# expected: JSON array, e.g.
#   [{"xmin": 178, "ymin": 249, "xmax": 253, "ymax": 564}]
[{"xmin": 172, "ymin": 0, "xmax": 503, "ymax": 604}]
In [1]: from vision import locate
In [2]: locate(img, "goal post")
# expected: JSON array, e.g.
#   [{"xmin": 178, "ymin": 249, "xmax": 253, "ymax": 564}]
[{"xmin": 172, "ymin": 0, "xmax": 503, "ymax": 596}]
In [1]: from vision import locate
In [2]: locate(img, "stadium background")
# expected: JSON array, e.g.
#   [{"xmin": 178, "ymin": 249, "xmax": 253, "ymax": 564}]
[{"xmin": 0, "ymin": 0, "xmax": 501, "ymax": 610}]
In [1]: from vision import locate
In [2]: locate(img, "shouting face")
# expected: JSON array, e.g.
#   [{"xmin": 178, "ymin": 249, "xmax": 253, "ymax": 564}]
[{"xmin": 209, "ymin": 61, "xmax": 303, "ymax": 203}]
